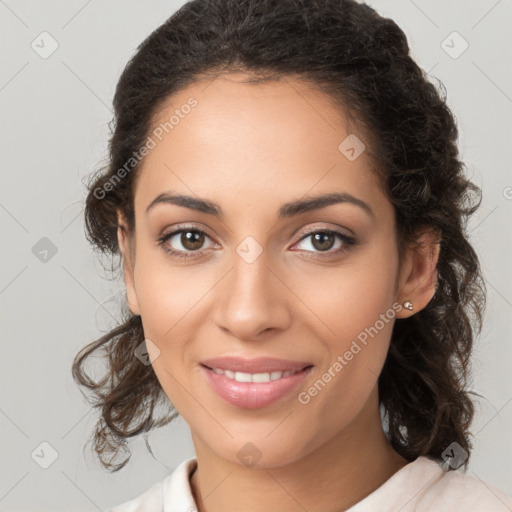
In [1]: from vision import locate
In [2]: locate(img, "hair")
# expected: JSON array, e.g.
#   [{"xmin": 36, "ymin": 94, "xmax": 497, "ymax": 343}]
[{"xmin": 73, "ymin": 0, "xmax": 486, "ymax": 472}]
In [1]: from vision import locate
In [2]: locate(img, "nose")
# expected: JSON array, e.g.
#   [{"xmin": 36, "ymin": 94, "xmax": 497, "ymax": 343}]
[{"xmin": 212, "ymin": 248, "xmax": 292, "ymax": 341}]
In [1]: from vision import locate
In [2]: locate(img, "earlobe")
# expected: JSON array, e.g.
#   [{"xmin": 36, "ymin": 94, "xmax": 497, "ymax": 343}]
[
  {"xmin": 116, "ymin": 213, "xmax": 141, "ymax": 317},
  {"xmin": 396, "ymin": 229, "xmax": 441, "ymax": 318}
]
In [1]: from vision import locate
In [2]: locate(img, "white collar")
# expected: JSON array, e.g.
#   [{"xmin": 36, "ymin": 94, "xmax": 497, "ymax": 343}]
[
  {"xmin": 158, "ymin": 455, "xmax": 465, "ymax": 511},
  {"xmin": 162, "ymin": 457, "xmax": 198, "ymax": 512}
]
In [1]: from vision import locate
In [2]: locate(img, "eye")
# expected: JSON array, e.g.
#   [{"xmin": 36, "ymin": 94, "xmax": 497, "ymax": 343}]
[
  {"xmin": 157, "ymin": 225, "xmax": 356, "ymax": 262},
  {"xmin": 292, "ymin": 228, "xmax": 356, "ymax": 259},
  {"xmin": 157, "ymin": 226, "xmax": 216, "ymax": 260}
]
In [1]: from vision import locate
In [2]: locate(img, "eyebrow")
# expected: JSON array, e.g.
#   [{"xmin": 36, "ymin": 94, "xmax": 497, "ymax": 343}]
[{"xmin": 145, "ymin": 190, "xmax": 375, "ymax": 220}]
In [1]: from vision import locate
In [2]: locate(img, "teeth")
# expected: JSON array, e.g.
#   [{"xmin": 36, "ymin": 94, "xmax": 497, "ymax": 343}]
[{"xmin": 211, "ymin": 368, "xmax": 301, "ymax": 382}]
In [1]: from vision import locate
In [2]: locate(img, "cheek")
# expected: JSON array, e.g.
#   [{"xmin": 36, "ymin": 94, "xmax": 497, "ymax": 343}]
[
  {"xmin": 290, "ymin": 247, "xmax": 398, "ymax": 352},
  {"xmin": 133, "ymin": 247, "xmax": 212, "ymax": 339},
  {"xmin": 296, "ymin": 303, "xmax": 395, "ymax": 450},
  {"xmin": 132, "ymin": 250, "xmax": 216, "ymax": 401},
  {"xmin": 291, "ymin": 244, "xmax": 398, "ymax": 411}
]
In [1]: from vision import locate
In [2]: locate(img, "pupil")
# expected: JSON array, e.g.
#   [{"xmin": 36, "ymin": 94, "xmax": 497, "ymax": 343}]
[
  {"xmin": 182, "ymin": 231, "xmax": 204, "ymax": 250},
  {"xmin": 312, "ymin": 233, "xmax": 334, "ymax": 251}
]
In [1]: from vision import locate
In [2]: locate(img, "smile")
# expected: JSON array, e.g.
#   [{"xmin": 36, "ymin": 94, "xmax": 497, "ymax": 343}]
[
  {"xmin": 201, "ymin": 364, "xmax": 314, "ymax": 409},
  {"xmin": 208, "ymin": 367, "xmax": 305, "ymax": 382}
]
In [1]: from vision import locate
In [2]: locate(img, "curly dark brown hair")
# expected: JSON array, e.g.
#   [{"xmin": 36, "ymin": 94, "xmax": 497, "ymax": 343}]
[{"xmin": 72, "ymin": 0, "xmax": 486, "ymax": 472}]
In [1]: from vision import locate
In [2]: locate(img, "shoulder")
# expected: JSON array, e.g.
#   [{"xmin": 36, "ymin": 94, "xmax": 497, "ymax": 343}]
[
  {"xmin": 103, "ymin": 457, "xmax": 198, "ymax": 512},
  {"xmin": 348, "ymin": 456, "xmax": 512, "ymax": 512},
  {"xmin": 414, "ymin": 457, "xmax": 512, "ymax": 511}
]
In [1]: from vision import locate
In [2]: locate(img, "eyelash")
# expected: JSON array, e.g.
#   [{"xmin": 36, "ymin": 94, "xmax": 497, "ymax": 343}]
[{"xmin": 156, "ymin": 225, "xmax": 356, "ymax": 261}]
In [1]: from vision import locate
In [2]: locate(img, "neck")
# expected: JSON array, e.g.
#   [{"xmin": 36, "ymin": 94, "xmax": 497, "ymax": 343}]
[{"xmin": 189, "ymin": 388, "xmax": 409, "ymax": 512}]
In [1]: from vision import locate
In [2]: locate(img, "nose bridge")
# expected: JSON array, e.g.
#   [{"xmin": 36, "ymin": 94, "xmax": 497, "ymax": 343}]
[
  {"xmin": 232, "ymin": 243, "xmax": 270, "ymax": 299},
  {"xmin": 214, "ymin": 237, "xmax": 289, "ymax": 338}
]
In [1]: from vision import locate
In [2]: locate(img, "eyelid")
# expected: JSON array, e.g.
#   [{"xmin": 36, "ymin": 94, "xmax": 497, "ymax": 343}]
[
  {"xmin": 157, "ymin": 223, "xmax": 219, "ymax": 249},
  {"xmin": 159, "ymin": 222, "xmax": 216, "ymax": 240},
  {"xmin": 290, "ymin": 225, "xmax": 355, "ymax": 255},
  {"xmin": 157, "ymin": 222, "xmax": 356, "ymax": 260},
  {"xmin": 294, "ymin": 224, "xmax": 353, "ymax": 241},
  {"xmin": 159, "ymin": 222, "xmax": 352, "ymax": 244}
]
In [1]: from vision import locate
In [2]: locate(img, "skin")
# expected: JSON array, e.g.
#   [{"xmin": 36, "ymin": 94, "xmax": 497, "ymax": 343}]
[{"xmin": 117, "ymin": 73, "xmax": 440, "ymax": 512}]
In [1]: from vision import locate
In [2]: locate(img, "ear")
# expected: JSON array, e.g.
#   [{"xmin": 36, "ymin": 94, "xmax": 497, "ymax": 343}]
[
  {"xmin": 117, "ymin": 211, "xmax": 141, "ymax": 316},
  {"xmin": 394, "ymin": 226, "xmax": 441, "ymax": 319}
]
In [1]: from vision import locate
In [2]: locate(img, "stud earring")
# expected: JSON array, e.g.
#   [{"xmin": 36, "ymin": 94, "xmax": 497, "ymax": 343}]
[{"xmin": 403, "ymin": 301, "xmax": 414, "ymax": 311}]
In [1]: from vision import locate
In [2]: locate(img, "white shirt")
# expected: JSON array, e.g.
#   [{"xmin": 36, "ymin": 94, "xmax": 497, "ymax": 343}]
[{"xmin": 105, "ymin": 455, "xmax": 512, "ymax": 511}]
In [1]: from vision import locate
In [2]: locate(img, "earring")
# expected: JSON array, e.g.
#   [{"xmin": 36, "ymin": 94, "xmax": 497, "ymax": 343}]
[{"xmin": 403, "ymin": 301, "xmax": 414, "ymax": 311}]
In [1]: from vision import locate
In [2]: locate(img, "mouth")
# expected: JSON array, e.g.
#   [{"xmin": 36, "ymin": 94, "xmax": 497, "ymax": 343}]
[
  {"xmin": 200, "ymin": 355, "xmax": 314, "ymax": 374},
  {"xmin": 200, "ymin": 363, "xmax": 314, "ymax": 383},
  {"xmin": 200, "ymin": 363, "xmax": 314, "ymax": 410}
]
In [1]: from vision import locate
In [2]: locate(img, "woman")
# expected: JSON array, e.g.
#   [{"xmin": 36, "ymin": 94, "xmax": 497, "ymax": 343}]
[{"xmin": 73, "ymin": 0, "xmax": 512, "ymax": 510}]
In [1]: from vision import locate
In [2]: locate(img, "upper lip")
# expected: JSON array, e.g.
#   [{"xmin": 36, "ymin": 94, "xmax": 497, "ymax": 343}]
[{"xmin": 201, "ymin": 356, "xmax": 313, "ymax": 373}]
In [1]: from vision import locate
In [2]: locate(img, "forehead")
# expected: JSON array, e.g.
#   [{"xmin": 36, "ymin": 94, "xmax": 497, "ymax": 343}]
[{"xmin": 134, "ymin": 73, "xmax": 389, "ymax": 222}]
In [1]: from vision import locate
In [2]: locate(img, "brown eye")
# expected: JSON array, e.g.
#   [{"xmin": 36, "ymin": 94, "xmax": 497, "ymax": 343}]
[
  {"xmin": 293, "ymin": 229, "xmax": 356, "ymax": 259},
  {"xmin": 180, "ymin": 230, "xmax": 205, "ymax": 251},
  {"xmin": 310, "ymin": 232, "xmax": 336, "ymax": 251},
  {"xmin": 157, "ymin": 226, "xmax": 216, "ymax": 261}
]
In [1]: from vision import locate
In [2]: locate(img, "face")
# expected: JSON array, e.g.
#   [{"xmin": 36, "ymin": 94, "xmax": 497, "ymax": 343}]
[{"xmin": 117, "ymin": 73, "xmax": 436, "ymax": 468}]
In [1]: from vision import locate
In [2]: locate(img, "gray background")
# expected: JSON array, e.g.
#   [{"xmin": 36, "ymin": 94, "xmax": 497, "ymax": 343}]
[{"xmin": 1, "ymin": 0, "xmax": 511, "ymax": 510}]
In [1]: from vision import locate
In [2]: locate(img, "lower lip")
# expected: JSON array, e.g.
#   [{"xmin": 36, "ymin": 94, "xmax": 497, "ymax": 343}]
[{"xmin": 201, "ymin": 364, "xmax": 313, "ymax": 410}]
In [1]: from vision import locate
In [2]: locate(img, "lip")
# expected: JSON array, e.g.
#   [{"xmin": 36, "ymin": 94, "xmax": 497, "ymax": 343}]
[
  {"xmin": 201, "ymin": 364, "xmax": 313, "ymax": 409},
  {"xmin": 200, "ymin": 356, "xmax": 313, "ymax": 373}
]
